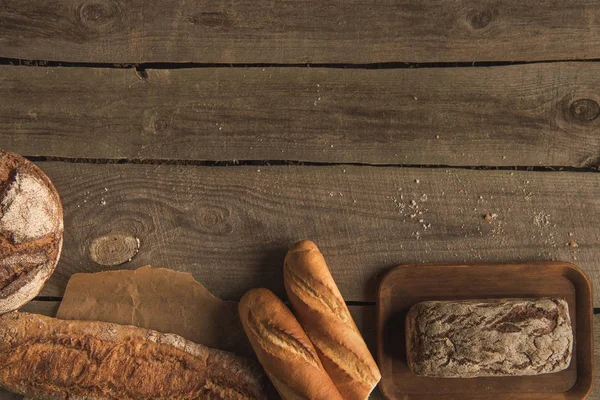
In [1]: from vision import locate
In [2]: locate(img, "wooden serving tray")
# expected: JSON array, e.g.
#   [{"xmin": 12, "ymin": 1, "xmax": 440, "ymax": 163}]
[{"xmin": 376, "ymin": 262, "xmax": 593, "ymax": 400}]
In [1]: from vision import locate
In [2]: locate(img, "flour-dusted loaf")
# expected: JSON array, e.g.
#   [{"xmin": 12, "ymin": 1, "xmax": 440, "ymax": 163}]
[
  {"xmin": 239, "ymin": 288, "xmax": 343, "ymax": 400},
  {"xmin": 0, "ymin": 311, "xmax": 271, "ymax": 399},
  {"xmin": 0, "ymin": 151, "xmax": 63, "ymax": 313},
  {"xmin": 406, "ymin": 298, "xmax": 573, "ymax": 378},
  {"xmin": 284, "ymin": 240, "xmax": 381, "ymax": 400}
]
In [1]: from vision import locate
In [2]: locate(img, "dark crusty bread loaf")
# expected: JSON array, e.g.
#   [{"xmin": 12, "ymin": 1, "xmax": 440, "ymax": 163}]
[
  {"xmin": 239, "ymin": 288, "xmax": 343, "ymax": 400},
  {"xmin": 284, "ymin": 240, "xmax": 381, "ymax": 400},
  {"xmin": 0, "ymin": 311, "xmax": 270, "ymax": 399},
  {"xmin": 406, "ymin": 298, "xmax": 573, "ymax": 378},
  {"xmin": 0, "ymin": 151, "xmax": 63, "ymax": 313}
]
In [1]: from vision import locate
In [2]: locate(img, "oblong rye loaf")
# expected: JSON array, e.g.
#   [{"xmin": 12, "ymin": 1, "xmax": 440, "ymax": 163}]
[{"xmin": 405, "ymin": 298, "xmax": 573, "ymax": 378}]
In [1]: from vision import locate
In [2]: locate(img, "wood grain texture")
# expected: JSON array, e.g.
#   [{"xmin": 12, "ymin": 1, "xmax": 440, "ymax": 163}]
[
  {"xmin": 8, "ymin": 161, "xmax": 596, "ymax": 305},
  {"xmin": 1, "ymin": 63, "xmax": 600, "ymax": 167},
  {"xmin": 1, "ymin": 0, "xmax": 600, "ymax": 63}
]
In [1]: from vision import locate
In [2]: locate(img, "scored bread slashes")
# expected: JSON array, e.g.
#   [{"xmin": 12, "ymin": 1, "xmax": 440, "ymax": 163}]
[
  {"xmin": 239, "ymin": 288, "xmax": 343, "ymax": 400},
  {"xmin": 284, "ymin": 240, "xmax": 381, "ymax": 400},
  {"xmin": 0, "ymin": 151, "xmax": 63, "ymax": 314}
]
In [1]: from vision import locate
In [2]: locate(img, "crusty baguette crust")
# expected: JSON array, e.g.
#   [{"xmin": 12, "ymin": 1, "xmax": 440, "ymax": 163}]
[
  {"xmin": 0, "ymin": 151, "xmax": 63, "ymax": 313},
  {"xmin": 239, "ymin": 288, "xmax": 343, "ymax": 400},
  {"xmin": 284, "ymin": 240, "xmax": 381, "ymax": 400},
  {"xmin": 0, "ymin": 312, "xmax": 269, "ymax": 399}
]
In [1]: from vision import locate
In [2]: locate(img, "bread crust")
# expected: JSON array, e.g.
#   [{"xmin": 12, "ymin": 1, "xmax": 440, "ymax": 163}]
[
  {"xmin": 0, "ymin": 151, "xmax": 63, "ymax": 313},
  {"xmin": 405, "ymin": 298, "xmax": 573, "ymax": 377},
  {"xmin": 283, "ymin": 240, "xmax": 381, "ymax": 400},
  {"xmin": 239, "ymin": 288, "xmax": 342, "ymax": 400},
  {"xmin": 0, "ymin": 311, "xmax": 270, "ymax": 399}
]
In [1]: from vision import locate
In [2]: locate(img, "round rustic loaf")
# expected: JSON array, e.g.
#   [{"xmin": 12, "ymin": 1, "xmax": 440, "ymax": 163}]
[{"xmin": 0, "ymin": 151, "xmax": 63, "ymax": 313}]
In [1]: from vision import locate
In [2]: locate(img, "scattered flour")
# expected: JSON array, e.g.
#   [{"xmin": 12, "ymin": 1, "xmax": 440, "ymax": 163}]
[
  {"xmin": 0, "ymin": 171, "xmax": 58, "ymax": 243},
  {"xmin": 533, "ymin": 212, "xmax": 551, "ymax": 228},
  {"xmin": 0, "ymin": 252, "xmax": 46, "ymax": 267}
]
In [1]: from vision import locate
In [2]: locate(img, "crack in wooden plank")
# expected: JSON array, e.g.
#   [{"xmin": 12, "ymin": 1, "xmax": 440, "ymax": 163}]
[
  {"xmin": 3, "ymin": 57, "xmax": 600, "ymax": 70},
  {"xmin": 20, "ymin": 156, "xmax": 600, "ymax": 173},
  {"xmin": 2, "ymin": 63, "xmax": 599, "ymax": 167}
]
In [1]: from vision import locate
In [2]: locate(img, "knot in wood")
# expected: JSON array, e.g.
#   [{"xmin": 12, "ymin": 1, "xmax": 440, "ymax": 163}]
[
  {"xmin": 195, "ymin": 206, "xmax": 234, "ymax": 235},
  {"xmin": 200, "ymin": 210, "xmax": 221, "ymax": 227},
  {"xmin": 468, "ymin": 9, "xmax": 492, "ymax": 30},
  {"xmin": 79, "ymin": 0, "xmax": 120, "ymax": 28},
  {"xmin": 570, "ymin": 99, "xmax": 600, "ymax": 122},
  {"xmin": 89, "ymin": 232, "xmax": 139, "ymax": 266},
  {"xmin": 153, "ymin": 118, "xmax": 168, "ymax": 131}
]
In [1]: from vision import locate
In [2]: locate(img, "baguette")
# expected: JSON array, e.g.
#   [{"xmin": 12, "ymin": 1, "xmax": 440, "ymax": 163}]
[
  {"xmin": 284, "ymin": 240, "xmax": 381, "ymax": 400},
  {"xmin": 0, "ymin": 311, "xmax": 270, "ymax": 399},
  {"xmin": 239, "ymin": 288, "xmax": 343, "ymax": 400}
]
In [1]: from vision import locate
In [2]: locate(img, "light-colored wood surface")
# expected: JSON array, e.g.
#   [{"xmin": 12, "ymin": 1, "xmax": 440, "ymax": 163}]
[
  {"xmin": 1, "ymin": 63, "xmax": 599, "ymax": 167},
  {"xmin": 22, "ymin": 161, "xmax": 600, "ymax": 304},
  {"xmin": 1, "ymin": 0, "xmax": 600, "ymax": 63}
]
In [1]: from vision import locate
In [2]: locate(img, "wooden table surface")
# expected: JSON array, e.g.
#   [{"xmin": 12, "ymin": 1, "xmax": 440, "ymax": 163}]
[{"xmin": 1, "ymin": 1, "xmax": 599, "ymax": 398}]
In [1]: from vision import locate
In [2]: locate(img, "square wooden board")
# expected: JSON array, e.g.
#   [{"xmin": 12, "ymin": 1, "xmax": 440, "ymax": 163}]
[{"xmin": 376, "ymin": 262, "xmax": 593, "ymax": 400}]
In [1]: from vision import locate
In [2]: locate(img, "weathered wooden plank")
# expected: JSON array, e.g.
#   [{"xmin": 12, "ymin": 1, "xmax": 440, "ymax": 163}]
[
  {"xmin": 12, "ymin": 161, "xmax": 597, "ymax": 304},
  {"xmin": 2, "ymin": 63, "xmax": 600, "ymax": 167},
  {"xmin": 1, "ymin": 0, "xmax": 600, "ymax": 63}
]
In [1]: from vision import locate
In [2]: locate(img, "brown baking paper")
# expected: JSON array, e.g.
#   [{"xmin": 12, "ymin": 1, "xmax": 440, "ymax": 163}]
[{"xmin": 56, "ymin": 265, "xmax": 254, "ymax": 357}]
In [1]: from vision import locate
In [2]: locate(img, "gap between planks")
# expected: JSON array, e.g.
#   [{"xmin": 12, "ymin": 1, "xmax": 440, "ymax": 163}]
[
  {"xmin": 4, "ymin": 57, "xmax": 600, "ymax": 70},
  {"xmin": 21, "ymin": 154, "xmax": 600, "ymax": 172},
  {"xmin": 2, "ymin": 62, "xmax": 600, "ymax": 167},
  {"xmin": 21, "ymin": 156, "xmax": 600, "ymax": 173}
]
